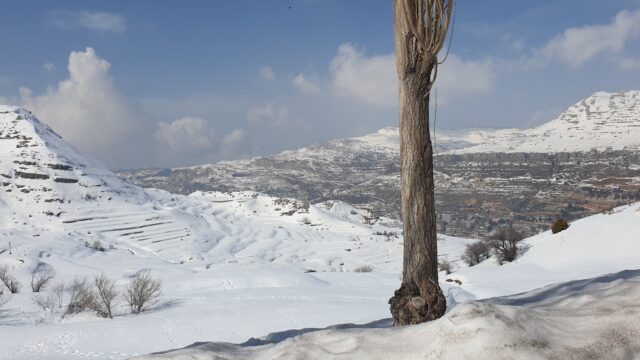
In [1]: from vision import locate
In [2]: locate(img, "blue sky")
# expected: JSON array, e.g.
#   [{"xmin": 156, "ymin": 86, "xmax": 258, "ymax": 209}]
[{"xmin": 1, "ymin": 0, "xmax": 640, "ymax": 169}]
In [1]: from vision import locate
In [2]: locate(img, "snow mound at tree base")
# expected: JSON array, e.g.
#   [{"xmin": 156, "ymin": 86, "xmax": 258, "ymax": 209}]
[{"xmin": 138, "ymin": 269, "xmax": 640, "ymax": 360}]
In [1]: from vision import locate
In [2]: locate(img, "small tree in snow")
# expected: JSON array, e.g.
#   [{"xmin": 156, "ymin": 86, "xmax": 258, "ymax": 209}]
[
  {"xmin": 462, "ymin": 240, "xmax": 491, "ymax": 267},
  {"xmin": 125, "ymin": 272, "xmax": 162, "ymax": 314},
  {"xmin": 65, "ymin": 276, "xmax": 95, "ymax": 316},
  {"xmin": 487, "ymin": 227, "xmax": 524, "ymax": 265},
  {"xmin": 439, "ymin": 258, "xmax": 453, "ymax": 274},
  {"xmin": 32, "ymin": 292, "xmax": 57, "ymax": 316},
  {"xmin": 0, "ymin": 265, "xmax": 21, "ymax": 294},
  {"xmin": 31, "ymin": 265, "xmax": 55, "ymax": 293},
  {"xmin": 0, "ymin": 289, "xmax": 10, "ymax": 308},
  {"xmin": 92, "ymin": 273, "xmax": 118, "ymax": 318},
  {"xmin": 50, "ymin": 282, "xmax": 65, "ymax": 309}
]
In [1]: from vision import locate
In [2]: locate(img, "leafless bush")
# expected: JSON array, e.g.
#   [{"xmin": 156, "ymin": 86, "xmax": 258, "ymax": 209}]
[
  {"xmin": 551, "ymin": 219, "xmax": 569, "ymax": 234},
  {"xmin": 487, "ymin": 226, "xmax": 524, "ymax": 265},
  {"xmin": 462, "ymin": 240, "xmax": 491, "ymax": 266},
  {"xmin": 0, "ymin": 265, "xmax": 21, "ymax": 294},
  {"xmin": 125, "ymin": 272, "xmax": 162, "ymax": 314},
  {"xmin": 354, "ymin": 265, "xmax": 373, "ymax": 273},
  {"xmin": 92, "ymin": 273, "xmax": 117, "ymax": 318},
  {"xmin": 32, "ymin": 292, "xmax": 57, "ymax": 315},
  {"xmin": 65, "ymin": 276, "xmax": 95, "ymax": 315},
  {"xmin": 439, "ymin": 258, "xmax": 453, "ymax": 274},
  {"xmin": 85, "ymin": 240, "xmax": 105, "ymax": 252},
  {"xmin": 0, "ymin": 290, "xmax": 10, "ymax": 308},
  {"xmin": 31, "ymin": 265, "xmax": 55, "ymax": 292},
  {"xmin": 50, "ymin": 282, "xmax": 65, "ymax": 309}
]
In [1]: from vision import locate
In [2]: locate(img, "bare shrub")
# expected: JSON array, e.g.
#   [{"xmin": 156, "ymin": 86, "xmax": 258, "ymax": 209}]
[
  {"xmin": 0, "ymin": 290, "xmax": 10, "ymax": 308},
  {"xmin": 487, "ymin": 227, "xmax": 524, "ymax": 265},
  {"xmin": 462, "ymin": 240, "xmax": 491, "ymax": 267},
  {"xmin": 85, "ymin": 240, "xmax": 105, "ymax": 252},
  {"xmin": 32, "ymin": 292, "xmax": 57, "ymax": 315},
  {"xmin": 125, "ymin": 272, "xmax": 162, "ymax": 314},
  {"xmin": 50, "ymin": 282, "xmax": 65, "ymax": 309},
  {"xmin": 65, "ymin": 276, "xmax": 95, "ymax": 315},
  {"xmin": 439, "ymin": 258, "xmax": 453, "ymax": 274},
  {"xmin": 0, "ymin": 265, "xmax": 21, "ymax": 294},
  {"xmin": 551, "ymin": 219, "xmax": 569, "ymax": 234},
  {"xmin": 354, "ymin": 265, "xmax": 373, "ymax": 273},
  {"xmin": 31, "ymin": 265, "xmax": 55, "ymax": 292},
  {"xmin": 92, "ymin": 273, "xmax": 117, "ymax": 318}
]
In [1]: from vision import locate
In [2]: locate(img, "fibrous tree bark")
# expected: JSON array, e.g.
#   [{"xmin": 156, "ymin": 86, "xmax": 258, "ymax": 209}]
[{"xmin": 389, "ymin": 0, "xmax": 454, "ymax": 326}]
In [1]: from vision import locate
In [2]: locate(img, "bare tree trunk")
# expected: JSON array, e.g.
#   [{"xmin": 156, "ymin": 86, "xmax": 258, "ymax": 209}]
[{"xmin": 388, "ymin": 0, "xmax": 447, "ymax": 326}]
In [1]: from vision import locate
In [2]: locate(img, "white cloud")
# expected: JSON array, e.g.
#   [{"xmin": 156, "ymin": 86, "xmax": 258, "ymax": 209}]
[
  {"xmin": 43, "ymin": 63, "xmax": 56, "ymax": 72},
  {"xmin": 329, "ymin": 43, "xmax": 494, "ymax": 106},
  {"xmin": 222, "ymin": 129, "xmax": 246, "ymax": 149},
  {"xmin": 615, "ymin": 56, "xmax": 640, "ymax": 70},
  {"xmin": 154, "ymin": 116, "xmax": 214, "ymax": 152},
  {"xmin": 293, "ymin": 73, "xmax": 321, "ymax": 94},
  {"xmin": 436, "ymin": 55, "xmax": 495, "ymax": 104},
  {"xmin": 259, "ymin": 66, "xmax": 276, "ymax": 81},
  {"xmin": 541, "ymin": 9, "xmax": 640, "ymax": 67},
  {"xmin": 19, "ymin": 47, "xmax": 142, "ymax": 167},
  {"xmin": 330, "ymin": 43, "xmax": 396, "ymax": 106},
  {"xmin": 49, "ymin": 10, "xmax": 126, "ymax": 34},
  {"xmin": 247, "ymin": 103, "xmax": 291, "ymax": 128}
]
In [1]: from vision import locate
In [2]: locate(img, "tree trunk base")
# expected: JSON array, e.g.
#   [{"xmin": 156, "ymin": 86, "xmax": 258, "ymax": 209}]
[{"xmin": 388, "ymin": 279, "xmax": 446, "ymax": 325}]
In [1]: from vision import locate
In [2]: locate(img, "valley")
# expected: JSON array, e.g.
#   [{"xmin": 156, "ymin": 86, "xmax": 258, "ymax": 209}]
[{"xmin": 121, "ymin": 91, "xmax": 640, "ymax": 238}]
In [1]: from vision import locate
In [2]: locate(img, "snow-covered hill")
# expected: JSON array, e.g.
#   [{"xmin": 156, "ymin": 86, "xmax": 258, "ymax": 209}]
[
  {"xmin": 0, "ymin": 105, "xmax": 467, "ymax": 359},
  {"xmin": 1, "ymin": 105, "xmax": 639, "ymax": 359},
  {"xmin": 139, "ymin": 202, "xmax": 640, "ymax": 360},
  {"xmin": 0, "ymin": 105, "xmax": 149, "ymax": 208}
]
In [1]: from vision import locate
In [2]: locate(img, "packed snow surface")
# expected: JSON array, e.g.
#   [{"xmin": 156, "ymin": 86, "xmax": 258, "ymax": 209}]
[
  {"xmin": 137, "ymin": 269, "xmax": 640, "ymax": 360},
  {"xmin": 0, "ymin": 106, "xmax": 639, "ymax": 359}
]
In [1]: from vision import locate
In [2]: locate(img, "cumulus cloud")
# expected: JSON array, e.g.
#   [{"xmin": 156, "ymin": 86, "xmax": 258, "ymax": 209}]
[
  {"xmin": 329, "ymin": 43, "xmax": 494, "ymax": 106},
  {"xmin": 293, "ymin": 73, "xmax": 321, "ymax": 94},
  {"xmin": 49, "ymin": 10, "xmax": 126, "ymax": 34},
  {"xmin": 247, "ymin": 103, "xmax": 291, "ymax": 128},
  {"xmin": 615, "ymin": 57, "xmax": 640, "ymax": 70},
  {"xmin": 19, "ymin": 47, "xmax": 140, "ymax": 165},
  {"xmin": 330, "ymin": 43, "xmax": 397, "ymax": 106},
  {"xmin": 259, "ymin": 66, "xmax": 276, "ymax": 81},
  {"xmin": 154, "ymin": 116, "xmax": 214, "ymax": 152},
  {"xmin": 436, "ymin": 55, "xmax": 495, "ymax": 104},
  {"xmin": 541, "ymin": 9, "xmax": 640, "ymax": 68},
  {"xmin": 43, "ymin": 63, "xmax": 56, "ymax": 72},
  {"xmin": 222, "ymin": 129, "xmax": 246, "ymax": 149}
]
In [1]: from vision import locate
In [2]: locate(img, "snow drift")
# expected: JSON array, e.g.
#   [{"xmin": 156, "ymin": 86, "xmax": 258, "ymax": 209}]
[{"xmin": 137, "ymin": 269, "xmax": 640, "ymax": 360}]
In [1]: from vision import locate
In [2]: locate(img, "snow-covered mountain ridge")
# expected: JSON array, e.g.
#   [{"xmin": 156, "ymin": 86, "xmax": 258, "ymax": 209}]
[
  {"xmin": 121, "ymin": 90, "xmax": 640, "ymax": 238},
  {"xmin": 229, "ymin": 90, "xmax": 640, "ymax": 159},
  {"xmin": 451, "ymin": 90, "xmax": 640, "ymax": 153}
]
